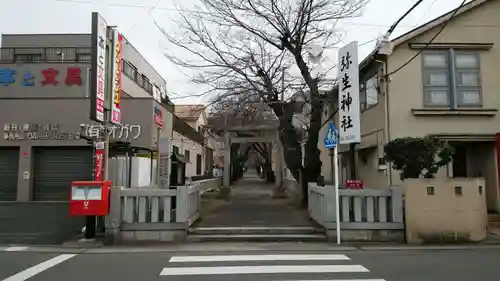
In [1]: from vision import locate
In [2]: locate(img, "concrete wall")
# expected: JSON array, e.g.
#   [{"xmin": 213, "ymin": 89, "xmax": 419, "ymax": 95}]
[
  {"xmin": 405, "ymin": 178, "xmax": 488, "ymax": 244},
  {"xmin": 0, "ymin": 202, "xmax": 84, "ymax": 245}
]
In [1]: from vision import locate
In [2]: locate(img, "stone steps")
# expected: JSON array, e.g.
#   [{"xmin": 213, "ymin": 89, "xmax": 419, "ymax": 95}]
[{"xmin": 187, "ymin": 226, "xmax": 327, "ymax": 242}]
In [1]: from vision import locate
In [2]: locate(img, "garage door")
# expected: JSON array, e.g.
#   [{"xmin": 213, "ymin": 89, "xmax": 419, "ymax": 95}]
[
  {"xmin": 33, "ymin": 147, "xmax": 93, "ymax": 201},
  {"xmin": 0, "ymin": 148, "xmax": 20, "ymax": 201}
]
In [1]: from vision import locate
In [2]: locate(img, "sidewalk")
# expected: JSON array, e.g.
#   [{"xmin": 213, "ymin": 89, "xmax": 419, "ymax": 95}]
[
  {"xmin": 3, "ymin": 241, "xmax": 500, "ymax": 254},
  {"xmin": 197, "ymin": 175, "xmax": 313, "ymax": 227}
]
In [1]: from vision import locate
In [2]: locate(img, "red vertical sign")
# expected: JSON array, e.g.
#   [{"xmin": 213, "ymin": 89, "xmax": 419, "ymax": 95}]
[{"xmin": 94, "ymin": 142, "xmax": 105, "ymax": 181}]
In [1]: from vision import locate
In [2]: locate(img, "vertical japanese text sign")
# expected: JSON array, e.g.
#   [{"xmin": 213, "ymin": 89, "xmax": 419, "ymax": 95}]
[
  {"xmin": 337, "ymin": 41, "xmax": 361, "ymax": 144},
  {"xmin": 89, "ymin": 12, "xmax": 108, "ymax": 123},
  {"xmin": 158, "ymin": 138, "xmax": 170, "ymax": 188},
  {"xmin": 94, "ymin": 141, "xmax": 105, "ymax": 181},
  {"xmin": 111, "ymin": 30, "xmax": 123, "ymax": 125}
]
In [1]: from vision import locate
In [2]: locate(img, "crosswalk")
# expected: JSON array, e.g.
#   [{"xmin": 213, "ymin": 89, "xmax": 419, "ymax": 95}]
[{"xmin": 159, "ymin": 254, "xmax": 386, "ymax": 280}]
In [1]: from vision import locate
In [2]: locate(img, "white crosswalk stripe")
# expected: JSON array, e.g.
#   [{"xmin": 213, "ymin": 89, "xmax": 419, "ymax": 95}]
[{"xmin": 159, "ymin": 253, "xmax": 385, "ymax": 280}]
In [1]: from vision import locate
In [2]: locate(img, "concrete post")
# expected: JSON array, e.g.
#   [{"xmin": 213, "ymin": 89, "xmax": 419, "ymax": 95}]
[
  {"xmin": 223, "ymin": 131, "xmax": 231, "ymax": 187},
  {"xmin": 273, "ymin": 133, "xmax": 287, "ymax": 198},
  {"xmin": 104, "ymin": 187, "xmax": 122, "ymax": 244}
]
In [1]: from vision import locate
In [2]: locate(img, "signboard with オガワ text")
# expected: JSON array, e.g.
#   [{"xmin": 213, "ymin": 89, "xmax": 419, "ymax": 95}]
[
  {"xmin": 89, "ymin": 12, "xmax": 108, "ymax": 123},
  {"xmin": 337, "ymin": 41, "xmax": 361, "ymax": 144},
  {"xmin": 111, "ymin": 30, "xmax": 123, "ymax": 125}
]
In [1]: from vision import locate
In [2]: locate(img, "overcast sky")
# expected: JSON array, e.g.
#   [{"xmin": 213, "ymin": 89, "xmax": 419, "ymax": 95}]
[{"xmin": 0, "ymin": 0, "xmax": 467, "ymax": 104}]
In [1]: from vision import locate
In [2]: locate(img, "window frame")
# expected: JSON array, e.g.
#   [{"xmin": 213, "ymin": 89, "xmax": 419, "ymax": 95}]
[
  {"xmin": 360, "ymin": 72, "xmax": 379, "ymax": 112},
  {"xmin": 422, "ymin": 50, "xmax": 450, "ymax": 107},
  {"xmin": 454, "ymin": 51, "xmax": 482, "ymax": 108},
  {"xmin": 421, "ymin": 50, "xmax": 482, "ymax": 108}
]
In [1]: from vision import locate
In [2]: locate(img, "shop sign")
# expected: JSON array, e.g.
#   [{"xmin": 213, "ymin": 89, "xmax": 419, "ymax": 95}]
[
  {"xmin": 80, "ymin": 124, "xmax": 141, "ymax": 140},
  {"xmin": 110, "ymin": 30, "xmax": 123, "ymax": 125},
  {"xmin": 94, "ymin": 142, "xmax": 105, "ymax": 181},
  {"xmin": 345, "ymin": 180, "xmax": 364, "ymax": 189},
  {"xmin": 154, "ymin": 106, "xmax": 163, "ymax": 128},
  {"xmin": 158, "ymin": 138, "xmax": 170, "ymax": 188},
  {"xmin": 0, "ymin": 67, "xmax": 83, "ymax": 87},
  {"xmin": 3, "ymin": 123, "xmax": 81, "ymax": 140},
  {"xmin": 89, "ymin": 12, "xmax": 108, "ymax": 123}
]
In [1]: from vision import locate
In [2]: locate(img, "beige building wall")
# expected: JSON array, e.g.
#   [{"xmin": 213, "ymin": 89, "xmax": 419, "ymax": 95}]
[
  {"xmin": 319, "ymin": 0, "xmax": 500, "ymax": 201},
  {"xmin": 387, "ymin": 0, "xmax": 500, "ymax": 189},
  {"xmin": 172, "ymin": 107, "xmax": 209, "ymax": 178}
]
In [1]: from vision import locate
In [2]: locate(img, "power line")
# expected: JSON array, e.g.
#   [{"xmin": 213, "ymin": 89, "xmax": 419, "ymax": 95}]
[
  {"xmin": 384, "ymin": 0, "xmax": 426, "ymax": 38},
  {"xmin": 386, "ymin": 0, "xmax": 468, "ymax": 77},
  {"xmin": 53, "ymin": 0, "xmax": 500, "ymax": 28}
]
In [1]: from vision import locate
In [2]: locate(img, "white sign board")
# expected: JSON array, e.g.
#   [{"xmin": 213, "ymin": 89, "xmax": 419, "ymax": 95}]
[
  {"xmin": 337, "ymin": 41, "xmax": 361, "ymax": 144},
  {"xmin": 90, "ymin": 12, "xmax": 108, "ymax": 123},
  {"xmin": 158, "ymin": 138, "xmax": 170, "ymax": 188}
]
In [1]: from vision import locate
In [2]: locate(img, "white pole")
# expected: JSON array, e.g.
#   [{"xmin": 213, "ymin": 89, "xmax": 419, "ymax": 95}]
[{"xmin": 334, "ymin": 145, "xmax": 341, "ymax": 244}]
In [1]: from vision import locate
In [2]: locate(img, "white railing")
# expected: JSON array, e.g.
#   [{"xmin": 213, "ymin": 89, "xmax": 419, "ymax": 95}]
[
  {"xmin": 106, "ymin": 178, "xmax": 221, "ymax": 234},
  {"xmin": 192, "ymin": 178, "xmax": 222, "ymax": 194},
  {"xmin": 308, "ymin": 183, "xmax": 404, "ymax": 230},
  {"xmin": 120, "ymin": 188, "xmax": 176, "ymax": 223}
]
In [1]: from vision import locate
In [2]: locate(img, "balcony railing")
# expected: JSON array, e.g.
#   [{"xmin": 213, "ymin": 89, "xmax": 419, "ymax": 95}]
[{"xmin": 0, "ymin": 47, "xmax": 92, "ymax": 63}]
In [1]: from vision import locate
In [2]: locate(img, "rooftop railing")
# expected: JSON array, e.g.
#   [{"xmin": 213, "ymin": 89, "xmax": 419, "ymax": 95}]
[{"xmin": 0, "ymin": 47, "xmax": 92, "ymax": 63}]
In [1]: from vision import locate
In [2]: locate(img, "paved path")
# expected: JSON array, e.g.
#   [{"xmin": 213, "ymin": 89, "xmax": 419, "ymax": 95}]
[
  {"xmin": 2, "ymin": 248, "xmax": 500, "ymax": 280},
  {"xmin": 197, "ymin": 174, "xmax": 312, "ymax": 227}
]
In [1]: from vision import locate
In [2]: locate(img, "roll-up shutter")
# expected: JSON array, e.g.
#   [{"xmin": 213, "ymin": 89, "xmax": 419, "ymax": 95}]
[
  {"xmin": 33, "ymin": 147, "xmax": 93, "ymax": 201},
  {"xmin": 0, "ymin": 148, "xmax": 19, "ymax": 201}
]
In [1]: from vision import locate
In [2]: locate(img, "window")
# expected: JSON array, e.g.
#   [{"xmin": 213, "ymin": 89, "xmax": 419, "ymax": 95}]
[
  {"xmin": 173, "ymin": 146, "xmax": 179, "ymax": 155},
  {"xmin": 15, "ymin": 54, "xmax": 43, "ymax": 62},
  {"xmin": 123, "ymin": 60, "xmax": 137, "ymax": 80},
  {"xmin": 360, "ymin": 74, "xmax": 379, "ymax": 111},
  {"xmin": 143, "ymin": 77, "xmax": 153, "ymax": 93},
  {"xmin": 136, "ymin": 74, "xmax": 144, "ymax": 87},
  {"xmin": 422, "ymin": 50, "xmax": 481, "ymax": 108},
  {"xmin": 185, "ymin": 150, "xmax": 190, "ymax": 162},
  {"xmin": 196, "ymin": 154, "xmax": 202, "ymax": 175}
]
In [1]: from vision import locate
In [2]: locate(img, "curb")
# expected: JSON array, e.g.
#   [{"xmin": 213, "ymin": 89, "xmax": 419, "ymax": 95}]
[{"xmin": 2, "ymin": 242, "xmax": 500, "ymax": 254}]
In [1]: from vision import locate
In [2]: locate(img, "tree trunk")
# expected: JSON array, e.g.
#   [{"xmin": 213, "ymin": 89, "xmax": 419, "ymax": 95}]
[{"xmin": 269, "ymin": 102, "xmax": 309, "ymax": 206}]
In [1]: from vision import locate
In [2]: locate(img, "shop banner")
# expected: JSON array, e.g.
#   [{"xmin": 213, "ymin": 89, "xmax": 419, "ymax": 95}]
[
  {"xmin": 89, "ymin": 12, "xmax": 108, "ymax": 123},
  {"xmin": 111, "ymin": 30, "xmax": 123, "ymax": 125},
  {"xmin": 94, "ymin": 141, "xmax": 105, "ymax": 181}
]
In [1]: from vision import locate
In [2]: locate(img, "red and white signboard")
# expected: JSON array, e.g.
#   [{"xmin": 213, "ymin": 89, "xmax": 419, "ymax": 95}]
[
  {"xmin": 94, "ymin": 142, "xmax": 105, "ymax": 181},
  {"xmin": 111, "ymin": 30, "xmax": 123, "ymax": 124},
  {"xmin": 90, "ymin": 12, "xmax": 108, "ymax": 123},
  {"xmin": 345, "ymin": 180, "xmax": 364, "ymax": 189}
]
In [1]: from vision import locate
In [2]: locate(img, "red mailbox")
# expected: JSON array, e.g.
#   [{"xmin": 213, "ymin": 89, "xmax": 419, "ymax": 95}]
[{"xmin": 69, "ymin": 181, "xmax": 112, "ymax": 216}]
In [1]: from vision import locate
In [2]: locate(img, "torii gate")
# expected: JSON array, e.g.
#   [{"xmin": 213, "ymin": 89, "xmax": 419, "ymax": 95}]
[{"xmin": 222, "ymin": 124, "xmax": 285, "ymax": 193}]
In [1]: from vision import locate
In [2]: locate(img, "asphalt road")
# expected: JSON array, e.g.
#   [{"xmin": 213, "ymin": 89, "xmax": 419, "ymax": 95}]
[{"xmin": 1, "ymin": 247, "xmax": 500, "ymax": 281}]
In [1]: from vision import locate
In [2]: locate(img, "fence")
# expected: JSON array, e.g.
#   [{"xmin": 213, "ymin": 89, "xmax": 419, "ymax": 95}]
[
  {"xmin": 308, "ymin": 183, "xmax": 404, "ymax": 230},
  {"xmin": 105, "ymin": 178, "xmax": 221, "ymax": 242}
]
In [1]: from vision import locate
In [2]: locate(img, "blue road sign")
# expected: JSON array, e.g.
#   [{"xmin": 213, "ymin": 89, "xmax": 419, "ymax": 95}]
[{"xmin": 324, "ymin": 122, "xmax": 338, "ymax": 149}]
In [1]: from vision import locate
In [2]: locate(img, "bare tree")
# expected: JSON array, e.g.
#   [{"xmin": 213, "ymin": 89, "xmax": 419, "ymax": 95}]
[{"xmin": 157, "ymin": 0, "xmax": 368, "ymax": 206}]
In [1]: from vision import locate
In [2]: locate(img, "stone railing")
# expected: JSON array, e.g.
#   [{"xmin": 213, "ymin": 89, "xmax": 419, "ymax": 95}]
[
  {"xmin": 308, "ymin": 183, "xmax": 404, "ymax": 231},
  {"xmin": 105, "ymin": 178, "xmax": 221, "ymax": 243}
]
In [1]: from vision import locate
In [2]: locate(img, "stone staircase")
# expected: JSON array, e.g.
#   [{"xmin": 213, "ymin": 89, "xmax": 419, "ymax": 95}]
[{"xmin": 187, "ymin": 226, "xmax": 327, "ymax": 242}]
